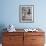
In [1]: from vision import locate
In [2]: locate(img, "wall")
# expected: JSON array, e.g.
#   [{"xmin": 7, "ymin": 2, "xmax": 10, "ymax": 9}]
[
  {"xmin": 0, "ymin": 0, "xmax": 46, "ymax": 43},
  {"xmin": 0, "ymin": 0, "xmax": 46, "ymax": 29}
]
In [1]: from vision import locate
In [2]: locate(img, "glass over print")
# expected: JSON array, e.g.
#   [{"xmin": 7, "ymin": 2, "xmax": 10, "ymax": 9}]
[{"xmin": 19, "ymin": 5, "xmax": 34, "ymax": 23}]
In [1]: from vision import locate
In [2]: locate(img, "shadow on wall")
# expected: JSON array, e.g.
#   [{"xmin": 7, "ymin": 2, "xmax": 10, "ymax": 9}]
[{"xmin": 0, "ymin": 24, "xmax": 7, "ymax": 43}]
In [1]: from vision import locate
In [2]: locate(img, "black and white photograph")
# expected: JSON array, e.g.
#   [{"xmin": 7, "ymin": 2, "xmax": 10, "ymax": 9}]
[{"xmin": 19, "ymin": 5, "xmax": 34, "ymax": 23}]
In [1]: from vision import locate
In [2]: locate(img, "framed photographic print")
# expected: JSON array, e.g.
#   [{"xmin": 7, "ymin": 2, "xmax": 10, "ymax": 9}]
[{"xmin": 19, "ymin": 5, "xmax": 34, "ymax": 23}]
